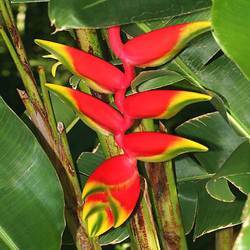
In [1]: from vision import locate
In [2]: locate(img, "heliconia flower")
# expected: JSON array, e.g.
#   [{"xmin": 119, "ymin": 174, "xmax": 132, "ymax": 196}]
[
  {"xmin": 81, "ymin": 192, "xmax": 114, "ymax": 237},
  {"xmin": 123, "ymin": 132, "xmax": 208, "ymax": 162},
  {"xmin": 82, "ymin": 155, "xmax": 140, "ymax": 235},
  {"xmin": 35, "ymin": 39, "xmax": 125, "ymax": 93},
  {"xmin": 45, "ymin": 84, "xmax": 125, "ymax": 135},
  {"xmin": 124, "ymin": 90, "xmax": 211, "ymax": 119},
  {"xmin": 108, "ymin": 21, "xmax": 211, "ymax": 68}
]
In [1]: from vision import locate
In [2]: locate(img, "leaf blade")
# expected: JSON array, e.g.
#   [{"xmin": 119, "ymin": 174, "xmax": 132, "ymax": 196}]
[{"xmin": 0, "ymin": 98, "xmax": 65, "ymax": 250}]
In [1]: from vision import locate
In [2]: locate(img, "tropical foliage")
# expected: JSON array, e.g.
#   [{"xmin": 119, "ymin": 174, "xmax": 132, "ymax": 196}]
[{"xmin": 1, "ymin": 0, "xmax": 250, "ymax": 249}]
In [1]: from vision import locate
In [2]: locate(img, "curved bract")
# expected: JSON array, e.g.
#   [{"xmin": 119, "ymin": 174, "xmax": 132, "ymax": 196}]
[
  {"xmin": 35, "ymin": 39, "xmax": 125, "ymax": 93},
  {"xmin": 124, "ymin": 90, "xmax": 211, "ymax": 119},
  {"xmin": 123, "ymin": 132, "xmax": 208, "ymax": 162},
  {"xmin": 108, "ymin": 21, "xmax": 211, "ymax": 68},
  {"xmin": 82, "ymin": 155, "xmax": 140, "ymax": 236},
  {"xmin": 82, "ymin": 192, "xmax": 114, "ymax": 237},
  {"xmin": 45, "ymin": 84, "xmax": 125, "ymax": 135}
]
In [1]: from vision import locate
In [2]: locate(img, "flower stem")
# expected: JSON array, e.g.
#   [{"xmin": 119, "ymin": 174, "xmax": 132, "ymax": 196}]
[
  {"xmin": 216, "ymin": 228, "xmax": 233, "ymax": 250},
  {"xmin": 75, "ymin": 28, "xmax": 103, "ymax": 58},
  {"xmin": 142, "ymin": 119, "xmax": 188, "ymax": 250},
  {"xmin": 129, "ymin": 178, "xmax": 161, "ymax": 250}
]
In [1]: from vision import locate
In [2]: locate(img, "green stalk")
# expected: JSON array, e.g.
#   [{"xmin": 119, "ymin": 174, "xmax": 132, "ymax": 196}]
[
  {"xmin": 129, "ymin": 178, "xmax": 161, "ymax": 250},
  {"xmin": 0, "ymin": 0, "xmax": 44, "ymax": 112},
  {"xmin": 145, "ymin": 161, "xmax": 187, "ymax": 249},
  {"xmin": 142, "ymin": 119, "xmax": 188, "ymax": 250},
  {"xmin": 216, "ymin": 228, "xmax": 233, "ymax": 250},
  {"xmin": 75, "ymin": 29, "xmax": 103, "ymax": 58},
  {"xmin": 38, "ymin": 66, "xmax": 58, "ymax": 142},
  {"xmin": 57, "ymin": 122, "xmax": 82, "ymax": 199}
]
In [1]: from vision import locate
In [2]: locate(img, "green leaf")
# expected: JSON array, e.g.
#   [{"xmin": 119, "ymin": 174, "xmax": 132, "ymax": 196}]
[
  {"xmin": 0, "ymin": 98, "xmax": 65, "ymax": 250},
  {"xmin": 208, "ymin": 141, "xmax": 250, "ymax": 196},
  {"xmin": 176, "ymin": 112, "xmax": 244, "ymax": 173},
  {"xmin": 178, "ymin": 181, "xmax": 198, "ymax": 234},
  {"xmin": 206, "ymin": 178, "xmax": 235, "ymax": 202},
  {"xmin": 50, "ymin": 91, "xmax": 77, "ymax": 129},
  {"xmin": 176, "ymin": 158, "xmax": 245, "ymax": 238},
  {"xmin": 176, "ymin": 156, "xmax": 211, "ymax": 235},
  {"xmin": 194, "ymin": 181, "xmax": 244, "ymax": 239},
  {"xmin": 176, "ymin": 112, "xmax": 248, "ymax": 202},
  {"xmin": 131, "ymin": 69, "xmax": 184, "ymax": 92},
  {"xmin": 49, "ymin": 0, "xmax": 211, "ymax": 29},
  {"xmin": 234, "ymin": 196, "xmax": 250, "ymax": 250},
  {"xmin": 197, "ymin": 55, "xmax": 250, "ymax": 136},
  {"xmin": 175, "ymin": 112, "xmax": 245, "ymax": 235},
  {"xmin": 77, "ymin": 144, "xmax": 105, "ymax": 187},
  {"xmin": 99, "ymin": 223, "xmax": 129, "ymax": 246},
  {"xmin": 212, "ymin": 0, "xmax": 250, "ymax": 80},
  {"xmin": 167, "ymin": 40, "xmax": 250, "ymax": 136}
]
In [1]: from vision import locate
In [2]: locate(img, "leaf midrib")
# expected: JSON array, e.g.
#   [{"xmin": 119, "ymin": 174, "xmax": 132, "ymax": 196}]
[{"xmin": 0, "ymin": 225, "xmax": 19, "ymax": 250}]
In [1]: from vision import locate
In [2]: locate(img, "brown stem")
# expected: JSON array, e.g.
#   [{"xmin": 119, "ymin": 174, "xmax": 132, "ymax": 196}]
[
  {"xmin": 129, "ymin": 178, "xmax": 161, "ymax": 250},
  {"xmin": 142, "ymin": 120, "xmax": 187, "ymax": 250},
  {"xmin": 145, "ymin": 161, "xmax": 187, "ymax": 250}
]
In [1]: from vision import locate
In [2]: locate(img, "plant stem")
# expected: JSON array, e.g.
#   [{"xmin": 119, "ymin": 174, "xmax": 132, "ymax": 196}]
[
  {"xmin": 0, "ymin": 0, "xmax": 44, "ymax": 111},
  {"xmin": 146, "ymin": 161, "xmax": 187, "ymax": 250},
  {"xmin": 141, "ymin": 119, "xmax": 188, "ymax": 250},
  {"xmin": 57, "ymin": 122, "xmax": 82, "ymax": 200},
  {"xmin": 130, "ymin": 178, "xmax": 161, "ymax": 250},
  {"xmin": 38, "ymin": 66, "xmax": 58, "ymax": 142},
  {"xmin": 216, "ymin": 228, "xmax": 233, "ymax": 250},
  {"xmin": 75, "ymin": 28, "xmax": 103, "ymax": 58},
  {"xmin": 89, "ymin": 238, "xmax": 102, "ymax": 250}
]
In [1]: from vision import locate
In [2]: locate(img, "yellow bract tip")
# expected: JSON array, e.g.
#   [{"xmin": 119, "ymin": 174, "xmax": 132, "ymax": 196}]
[
  {"xmin": 180, "ymin": 138, "xmax": 208, "ymax": 152},
  {"xmin": 51, "ymin": 61, "xmax": 62, "ymax": 77}
]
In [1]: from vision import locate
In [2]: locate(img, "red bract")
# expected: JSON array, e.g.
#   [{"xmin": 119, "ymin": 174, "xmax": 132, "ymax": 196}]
[
  {"xmin": 123, "ymin": 132, "xmax": 208, "ymax": 162},
  {"xmin": 45, "ymin": 84, "xmax": 125, "ymax": 135},
  {"xmin": 108, "ymin": 21, "xmax": 211, "ymax": 67},
  {"xmin": 82, "ymin": 155, "xmax": 140, "ymax": 235},
  {"xmin": 35, "ymin": 39, "xmax": 125, "ymax": 93},
  {"xmin": 124, "ymin": 90, "xmax": 211, "ymax": 119}
]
